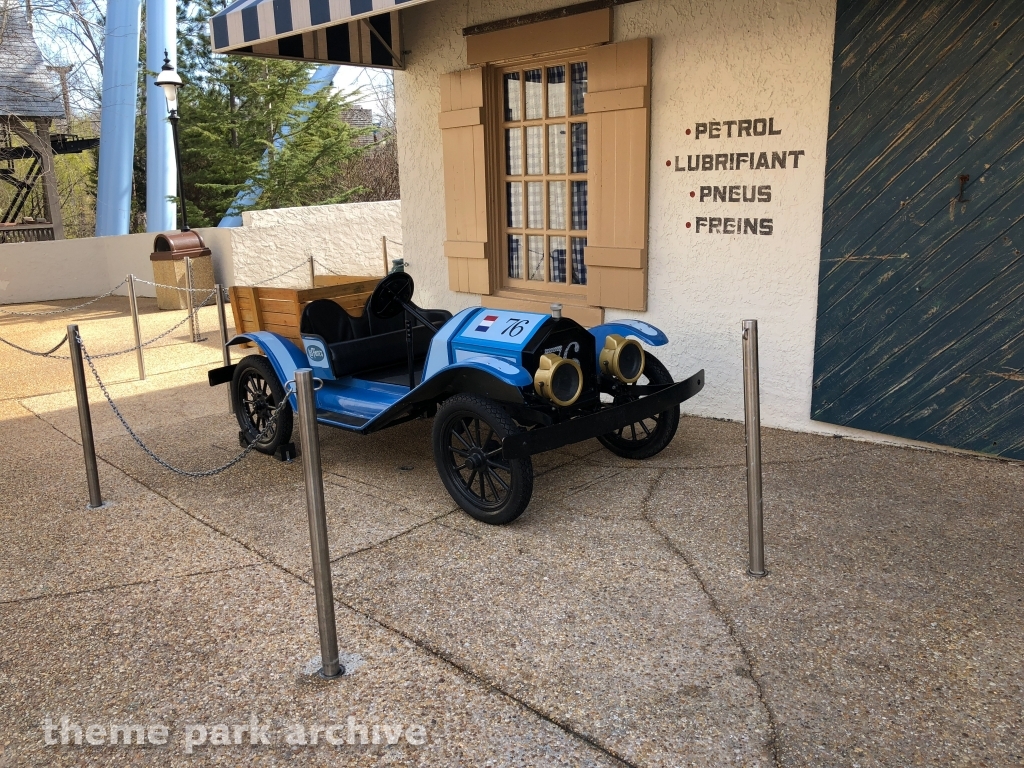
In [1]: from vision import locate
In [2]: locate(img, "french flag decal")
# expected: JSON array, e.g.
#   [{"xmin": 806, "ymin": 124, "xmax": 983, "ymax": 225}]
[{"xmin": 475, "ymin": 314, "xmax": 499, "ymax": 332}]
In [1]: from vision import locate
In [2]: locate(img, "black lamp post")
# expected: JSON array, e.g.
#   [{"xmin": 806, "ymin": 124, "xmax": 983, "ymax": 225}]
[{"xmin": 154, "ymin": 51, "xmax": 189, "ymax": 232}]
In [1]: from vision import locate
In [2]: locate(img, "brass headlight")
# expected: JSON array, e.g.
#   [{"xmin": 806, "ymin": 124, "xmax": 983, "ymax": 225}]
[
  {"xmin": 533, "ymin": 353, "xmax": 583, "ymax": 407},
  {"xmin": 599, "ymin": 334, "xmax": 645, "ymax": 384}
]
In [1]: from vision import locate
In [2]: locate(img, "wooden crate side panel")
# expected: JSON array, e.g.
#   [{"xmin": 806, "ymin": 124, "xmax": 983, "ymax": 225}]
[
  {"xmin": 295, "ymin": 278, "xmax": 381, "ymax": 303},
  {"xmin": 314, "ymin": 275, "xmax": 379, "ymax": 288},
  {"xmin": 230, "ymin": 286, "xmax": 263, "ymax": 334}
]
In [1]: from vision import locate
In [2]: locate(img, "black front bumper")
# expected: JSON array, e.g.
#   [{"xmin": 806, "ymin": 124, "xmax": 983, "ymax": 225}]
[{"xmin": 501, "ymin": 369, "xmax": 705, "ymax": 459}]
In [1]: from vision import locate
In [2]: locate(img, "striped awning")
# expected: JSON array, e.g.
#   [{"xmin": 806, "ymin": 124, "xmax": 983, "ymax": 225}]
[{"xmin": 210, "ymin": 0, "xmax": 430, "ymax": 69}]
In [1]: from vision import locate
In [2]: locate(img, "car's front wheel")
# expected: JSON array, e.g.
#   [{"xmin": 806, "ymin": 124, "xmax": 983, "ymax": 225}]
[
  {"xmin": 432, "ymin": 394, "xmax": 533, "ymax": 525},
  {"xmin": 232, "ymin": 354, "xmax": 293, "ymax": 454},
  {"xmin": 598, "ymin": 352, "xmax": 679, "ymax": 459}
]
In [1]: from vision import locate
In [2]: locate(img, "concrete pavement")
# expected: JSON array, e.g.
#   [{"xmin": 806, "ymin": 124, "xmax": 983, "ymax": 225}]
[{"xmin": 1, "ymin": 296, "xmax": 1022, "ymax": 766}]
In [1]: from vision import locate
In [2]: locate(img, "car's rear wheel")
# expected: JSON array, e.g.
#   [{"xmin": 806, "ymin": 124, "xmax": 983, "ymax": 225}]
[
  {"xmin": 598, "ymin": 352, "xmax": 679, "ymax": 459},
  {"xmin": 232, "ymin": 355, "xmax": 293, "ymax": 454},
  {"xmin": 432, "ymin": 394, "xmax": 533, "ymax": 525}
]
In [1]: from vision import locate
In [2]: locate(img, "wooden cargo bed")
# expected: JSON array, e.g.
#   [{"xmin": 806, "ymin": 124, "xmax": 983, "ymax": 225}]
[{"xmin": 228, "ymin": 275, "xmax": 381, "ymax": 346}]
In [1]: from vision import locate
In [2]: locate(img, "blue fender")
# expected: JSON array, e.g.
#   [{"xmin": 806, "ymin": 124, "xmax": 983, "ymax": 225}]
[
  {"xmin": 436, "ymin": 355, "xmax": 534, "ymax": 388},
  {"xmin": 589, "ymin": 319, "xmax": 669, "ymax": 349},
  {"xmin": 400, "ymin": 354, "xmax": 533, "ymax": 411},
  {"xmin": 589, "ymin": 320, "xmax": 669, "ymax": 377},
  {"xmin": 227, "ymin": 332, "xmax": 308, "ymax": 405}
]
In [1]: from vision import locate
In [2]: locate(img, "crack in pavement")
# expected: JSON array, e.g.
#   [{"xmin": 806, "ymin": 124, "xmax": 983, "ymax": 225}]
[
  {"xmin": 328, "ymin": 509, "xmax": 458, "ymax": 564},
  {"xmin": 17, "ymin": 376, "xmax": 790, "ymax": 767},
  {"xmin": 639, "ymin": 468, "xmax": 783, "ymax": 768},
  {"xmin": 26, "ymin": 407, "xmax": 639, "ymax": 767},
  {"xmin": 0, "ymin": 563, "xmax": 263, "ymax": 606}
]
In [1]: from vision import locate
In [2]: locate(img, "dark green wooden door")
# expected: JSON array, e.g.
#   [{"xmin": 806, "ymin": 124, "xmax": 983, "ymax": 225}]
[{"xmin": 812, "ymin": 0, "xmax": 1024, "ymax": 458}]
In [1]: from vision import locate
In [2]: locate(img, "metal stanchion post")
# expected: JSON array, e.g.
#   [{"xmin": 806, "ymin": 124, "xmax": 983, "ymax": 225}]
[
  {"xmin": 742, "ymin": 319, "xmax": 766, "ymax": 577},
  {"xmin": 381, "ymin": 235, "xmax": 388, "ymax": 275},
  {"xmin": 215, "ymin": 284, "xmax": 233, "ymax": 413},
  {"xmin": 68, "ymin": 324, "xmax": 102, "ymax": 509},
  {"xmin": 127, "ymin": 274, "xmax": 145, "ymax": 381},
  {"xmin": 309, "ymin": 254, "xmax": 316, "ymax": 288},
  {"xmin": 296, "ymin": 369, "xmax": 343, "ymax": 678},
  {"xmin": 184, "ymin": 255, "xmax": 197, "ymax": 342}
]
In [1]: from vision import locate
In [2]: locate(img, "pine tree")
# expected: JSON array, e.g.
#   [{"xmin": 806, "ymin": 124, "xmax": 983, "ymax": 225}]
[{"xmin": 165, "ymin": 0, "xmax": 365, "ymax": 227}]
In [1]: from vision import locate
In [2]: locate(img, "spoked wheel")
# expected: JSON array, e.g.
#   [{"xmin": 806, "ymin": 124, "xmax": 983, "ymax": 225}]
[
  {"xmin": 231, "ymin": 355, "xmax": 293, "ymax": 454},
  {"xmin": 432, "ymin": 394, "xmax": 533, "ymax": 525},
  {"xmin": 598, "ymin": 352, "xmax": 680, "ymax": 459}
]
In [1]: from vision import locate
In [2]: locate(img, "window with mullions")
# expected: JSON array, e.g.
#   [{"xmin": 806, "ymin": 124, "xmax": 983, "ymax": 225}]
[{"xmin": 503, "ymin": 60, "xmax": 588, "ymax": 293}]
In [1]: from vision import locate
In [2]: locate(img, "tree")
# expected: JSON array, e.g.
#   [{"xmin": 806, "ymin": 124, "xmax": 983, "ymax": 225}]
[
  {"xmin": 27, "ymin": 0, "xmax": 105, "ymax": 112},
  {"xmin": 161, "ymin": 0, "xmax": 365, "ymax": 227},
  {"xmin": 335, "ymin": 69, "xmax": 400, "ymax": 202}
]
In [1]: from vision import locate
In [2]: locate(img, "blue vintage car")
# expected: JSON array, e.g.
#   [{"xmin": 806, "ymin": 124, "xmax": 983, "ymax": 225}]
[{"xmin": 209, "ymin": 273, "xmax": 703, "ymax": 524}]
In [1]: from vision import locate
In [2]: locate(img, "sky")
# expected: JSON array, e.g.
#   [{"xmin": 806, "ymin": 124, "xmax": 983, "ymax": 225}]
[{"xmin": 332, "ymin": 66, "xmax": 394, "ymax": 121}]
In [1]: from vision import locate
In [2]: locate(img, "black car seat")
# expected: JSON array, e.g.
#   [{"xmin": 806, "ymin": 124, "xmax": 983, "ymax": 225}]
[
  {"xmin": 300, "ymin": 296, "xmax": 453, "ymax": 379},
  {"xmin": 300, "ymin": 299, "xmax": 368, "ymax": 343}
]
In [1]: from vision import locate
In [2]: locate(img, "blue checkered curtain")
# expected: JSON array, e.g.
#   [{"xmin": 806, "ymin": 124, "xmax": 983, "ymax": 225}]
[
  {"xmin": 571, "ymin": 181, "xmax": 588, "ymax": 231},
  {"xmin": 571, "ymin": 237, "xmax": 587, "ymax": 285},
  {"xmin": 547, "ymin": 65, "xmax": 566, "ymax": 117},
  {"xmin": 571, "ymin": 122, "xmax": 588, "ymax": 174},
  {"xmin": 504, "ymin": 73, "xmax": 521, "ymax": 121},
  {"xmin": 524, "ymin": 69, "xmax": 543, "ymax": 120},
  {"xmin": 507, "ymin": 182, "xmax": 523, "ymax": 228},
  {"xmin": 506, "ymin": 128, "xmax": 522, "ymax": 175},
  {"xmin": 548, "ymin": 181, "xmax": 566, "ymax": 230},
  {"xmin": 508, "ymin": 234, "xmax": 523, "ymax": 279},
  {"xmin": 527, "ymin": 182, "xmax": 544, "ymax": 228},
  {"xmin": 525, "ymin": 126, "xmax": 543, "ymax": 175},
  {"xmin": 550, "ymin": 236, "xmax": 567, "ymax": 283},
  {"xmin": 527, "ymin": 235, "xmax": 545, "ymax": 280},
  {"xmin": 571, "ymin": 62, "xmax": 587, "ymax": 115}
]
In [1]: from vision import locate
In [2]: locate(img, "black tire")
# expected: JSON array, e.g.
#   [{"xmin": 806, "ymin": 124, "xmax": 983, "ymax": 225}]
[
  {"xmin": 598, "ymin": 352, "xmax": 680, "ymax": 459},
  {"xmin": 232, "ymin": 354, "xmax": 293, "ymax": 454},
  {"xmin": 432, "ymin": 394, "xmax": 534, "ymax": 525}
]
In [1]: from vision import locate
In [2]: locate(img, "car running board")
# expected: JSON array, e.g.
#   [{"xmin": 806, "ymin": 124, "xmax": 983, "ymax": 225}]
[{"xmin": 316, "ymin": 410, "xmax": 370, "ymax": 430}]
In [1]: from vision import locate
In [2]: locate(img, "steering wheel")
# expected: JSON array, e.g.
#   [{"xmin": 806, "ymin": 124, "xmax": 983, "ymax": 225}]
[{"xmin": 368, "ymin": 272, "xmax": 415, "ymax": 319}]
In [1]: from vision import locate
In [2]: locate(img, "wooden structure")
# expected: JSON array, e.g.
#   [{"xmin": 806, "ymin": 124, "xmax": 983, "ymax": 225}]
[
  {"xmin": 228, "ymin": 276, "xmax": 382, "ymax": 346},
  {"xmin": 436, "ymin": 13, "xmax": 650, "ymax": 326},
  {"xmin": 812, "ymin": 0, "xmax": 1024, "ymax": 459},
  {"xmin": 0, "ymin": 1, "xmax": 71, "ymax": 241}
]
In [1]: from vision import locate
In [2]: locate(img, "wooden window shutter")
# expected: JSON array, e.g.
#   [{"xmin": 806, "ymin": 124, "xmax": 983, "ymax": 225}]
[
  {"xmin": 439, "ymin": 67, "xmax": 492, "ymax": 295},
  {"xmin": 584, "ymin": 38, "xmax": 652, "ymax": 311}
]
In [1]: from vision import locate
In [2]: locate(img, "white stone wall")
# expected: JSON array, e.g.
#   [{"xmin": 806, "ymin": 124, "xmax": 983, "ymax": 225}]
[
  {"xmin": 396, "ymin": 0, "xmax": 842, "ymax": 434},
  {"xmin": 0, "ymin": 227, "xmax": 233, "ymax": 303},
  {"xmin": 0, "ymin": 200, "xmax": 400, "ymax": 304},
  {"xmin": 230, "ymin": 200, "xmax": 402, "ymax": 287}
]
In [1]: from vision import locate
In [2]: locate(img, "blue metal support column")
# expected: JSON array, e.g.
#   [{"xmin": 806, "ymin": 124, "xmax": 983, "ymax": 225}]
[
  {"xmin": 95, "ymin": 0, "xmax": 142, "ymax": 236},
  {"xmin": 145, "ymin": 0, "xmax": 176, "ymax": 232}
]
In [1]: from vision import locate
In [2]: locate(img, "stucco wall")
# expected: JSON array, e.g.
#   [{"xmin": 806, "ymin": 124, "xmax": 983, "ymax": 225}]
[
  {"xmin": 0, "ymin": 227, "xmax": 233, "ymax": 303},
  {"xmin": 0, "ymin": 200, "xmax": 400, "ymax": 304},
  {"xmin": 230, "ymin": 200, "xmax": 402, "ymax": 287},
  {"xmin": 396, "ymin": 0, "xmax": 840, "ymax": 433}
]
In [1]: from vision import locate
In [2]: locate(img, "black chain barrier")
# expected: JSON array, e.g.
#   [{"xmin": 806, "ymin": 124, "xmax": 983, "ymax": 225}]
[
  {"xmin": 76, "ymin": 331, "xmax": 289, "ymax": 478},
  {"xmin": 0, "ymin": 289, "xmax": 216, "ymax": 360},
  {"xmin": 0, "ymin": 279, "xmax": 128, "ymax": 316},
  {"xmin": 0, "ymin": 332, "xmax": 70, "ymax": 358}
]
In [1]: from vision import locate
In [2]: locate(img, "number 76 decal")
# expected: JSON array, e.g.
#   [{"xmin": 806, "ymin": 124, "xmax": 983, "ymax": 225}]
[{"xmin": 501, "ymin": 318, "xmax": 530, "ymax": 337}]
